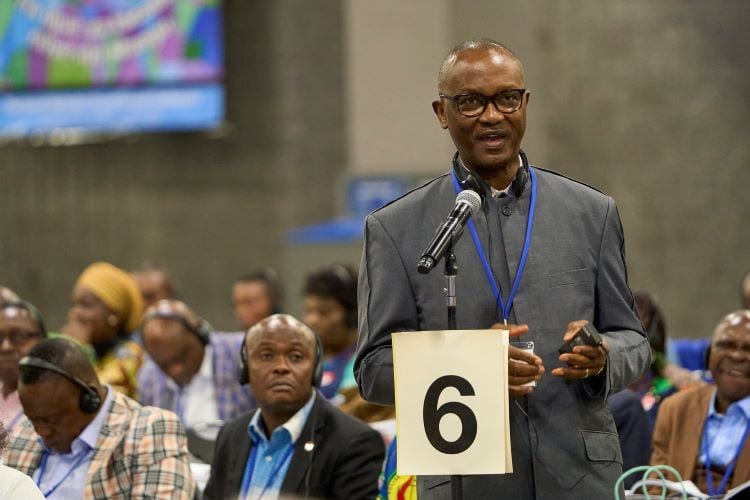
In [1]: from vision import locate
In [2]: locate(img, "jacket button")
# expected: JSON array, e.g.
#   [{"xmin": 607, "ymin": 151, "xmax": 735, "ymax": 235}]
[{"xmin": 502, "ymin": 205, "xmax": 512, "ymax": 216}]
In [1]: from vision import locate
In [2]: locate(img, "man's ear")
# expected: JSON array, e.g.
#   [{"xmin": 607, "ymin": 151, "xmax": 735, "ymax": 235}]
[{"xmin": 432, "ymin": 100, "xmax": 449, "ymax": 129}]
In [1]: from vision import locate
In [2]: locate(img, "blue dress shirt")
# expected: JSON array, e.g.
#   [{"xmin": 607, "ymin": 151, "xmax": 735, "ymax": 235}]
[
  {"xmin": 240, "ymin": 390, "xmax": 316, "ymax": 500},
  {"xmin": 700, "ymin": 390, "xmax": 750, "ymax": 468},
  {"xmin": 33, "ymin": 386, "xmax": 114, "ymax": 499}
]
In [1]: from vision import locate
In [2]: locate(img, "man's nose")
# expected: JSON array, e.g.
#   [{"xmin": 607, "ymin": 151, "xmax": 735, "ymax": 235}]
[
  {"xmin": 272, "ymin": 356, "xmax": 291, "ymax": 373},
  {"xmin": 478, "ymin": 100, "xmax": 505, "ymax": 123}
]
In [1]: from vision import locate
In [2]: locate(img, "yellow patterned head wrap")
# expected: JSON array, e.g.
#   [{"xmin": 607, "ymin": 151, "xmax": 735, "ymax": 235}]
[{"xmin": 75, "ymin": 262, "xmax": 144, "ymax": 332}]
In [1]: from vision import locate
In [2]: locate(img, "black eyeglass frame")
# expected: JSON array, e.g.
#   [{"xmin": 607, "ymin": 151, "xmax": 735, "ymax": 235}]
[{"xmin": 439, "ymin": 89, "xmax": 527, "ymax": 117}]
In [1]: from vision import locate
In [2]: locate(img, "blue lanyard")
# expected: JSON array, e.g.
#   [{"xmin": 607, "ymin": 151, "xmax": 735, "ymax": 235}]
[
  {"xmin": 36, "ymin": 448, "xmax": 92, "ymax": 497},
  {"xmin": 175, "ymin": 387, "xmax": 185, "ymax": 422},
  {"xmin": 240, "ymin": 442, "xmax": 295, "ymax": 499},
  {"xmin": 450, "ymin": 166, "xmax": 537, "ymax": 322},
  {"xmin": 701, "ymin": 414, "xmax": 750, "ymax": 496}
]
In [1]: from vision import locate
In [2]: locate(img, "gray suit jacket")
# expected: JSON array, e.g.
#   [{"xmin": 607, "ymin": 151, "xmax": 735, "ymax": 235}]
[{"xmin": 355, "ymin": 165, "xmax": 650, "ymax": 499}]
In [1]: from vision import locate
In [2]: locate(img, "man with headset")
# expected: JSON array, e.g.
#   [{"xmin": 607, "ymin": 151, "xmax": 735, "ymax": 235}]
[
  {"xmin": 137, "ymin": 298, "xmax": 255, "ymax": 434},
  {"xmin": 4, "ymin": 337, "xmax": 195, "ymax": 499},
  {"xmin": 355, "ymin": 39, "xmax": 650, "ymax": 499},
  {"xmin": 204, "ymin": 314, "xmax": 384, "ymax": 500},
  {"xmin": 651, "ymin": 310, "xmax": 750, "ymax": 496}
]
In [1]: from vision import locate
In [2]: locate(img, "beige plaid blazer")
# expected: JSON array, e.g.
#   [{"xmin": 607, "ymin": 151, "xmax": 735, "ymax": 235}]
[{"xmin": 5, "ymin": 390, "xmax": 195, "ymax": 499}]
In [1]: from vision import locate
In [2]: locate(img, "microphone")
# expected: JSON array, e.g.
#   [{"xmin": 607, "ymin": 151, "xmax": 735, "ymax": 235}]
[{"xmin": 417, "ymin": 190, "xmax": 482, "ymax": 274}]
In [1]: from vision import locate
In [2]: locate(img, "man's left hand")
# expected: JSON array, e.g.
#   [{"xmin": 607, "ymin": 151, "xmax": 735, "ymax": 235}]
[{"xmin": 551, "ymin": 320, "xmax": 609, "ymax": 380}]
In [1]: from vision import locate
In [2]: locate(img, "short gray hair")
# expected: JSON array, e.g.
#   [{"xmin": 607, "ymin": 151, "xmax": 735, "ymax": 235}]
[{"xmin": 438, "ymin": 39, "xmax": 524, "ymax": 92}]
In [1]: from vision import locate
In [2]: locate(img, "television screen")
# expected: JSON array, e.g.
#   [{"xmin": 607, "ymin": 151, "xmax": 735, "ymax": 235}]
[{"xmin": 0, "ymin": 0, "xmax": 224, "ymax": 138}]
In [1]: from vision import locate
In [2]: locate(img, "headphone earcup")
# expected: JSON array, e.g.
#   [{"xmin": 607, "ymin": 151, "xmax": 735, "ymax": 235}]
[
  {"xmin": 238, "ymin": 340, "xmax": 249, "ymax": 385},
  {"xmin": 512, "ymin": 165, "xmax": 528, "ymax": 198},
  {"xmin": 460, "ymin": 172, "xmax": 483, "ymax": 198},
  {"xmin": 196, "ymin": 319, "xmax": 212, "ymax": 346},
  {"xmin": 80, "ymin": 387, "xmax": 102, "ymax": 414},
  {"xmin": 312, "ymin": 337, "xmax": 324, "ymax": 388}
]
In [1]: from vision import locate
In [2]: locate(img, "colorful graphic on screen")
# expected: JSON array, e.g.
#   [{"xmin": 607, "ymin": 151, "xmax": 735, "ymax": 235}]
[
  {"xmin": 0, "ymin": 0, "xmax": 224, "ymax": 137},
  {"xmin": 0, "ymin": 0, "xmax": 222, "ymax": 89}
]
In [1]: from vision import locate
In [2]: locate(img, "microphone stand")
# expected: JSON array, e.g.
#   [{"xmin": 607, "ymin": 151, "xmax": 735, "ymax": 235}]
[{"xmin": 444, "ymin": 244, "xmax": 463, "ymax": 500}]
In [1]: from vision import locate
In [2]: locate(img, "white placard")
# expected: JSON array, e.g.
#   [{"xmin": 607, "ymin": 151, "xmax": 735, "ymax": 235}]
[{"xmin": 392, "ymin": 329, "xmax": 512, "ymax": 476}]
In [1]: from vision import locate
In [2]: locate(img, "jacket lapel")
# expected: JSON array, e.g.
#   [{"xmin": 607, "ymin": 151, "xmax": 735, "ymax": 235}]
[
  {"xmin": 225, "ymin": 411, "xmax": 255, "ymax": 492},
  {"xmin": 281, "ymin": 394, "xmax": 325, "ymax": 494},
  {"xmin": 678, "ymin": 387, "xmax": 713, "ymax": 480}
]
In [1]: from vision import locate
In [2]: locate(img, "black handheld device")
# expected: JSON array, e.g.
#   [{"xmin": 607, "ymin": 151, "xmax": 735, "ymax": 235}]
[{"xmin": 558, "ymin": 323, "xmax": 603, "ymax": 354}]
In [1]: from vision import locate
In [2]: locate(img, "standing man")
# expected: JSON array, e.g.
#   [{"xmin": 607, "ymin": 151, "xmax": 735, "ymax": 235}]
[
  {"xmin": 356, "ymin": 39, "xmax": 650, "ymax": 499},
  {"xmin": 5, "ymin": 338, "xmax": 195, "ymax": 499},
  {"xmin": 204, "ymin": 314, "xmax": 384, "ymax": 500},
  {"xmin": 138, "ymin": 299, "xmax": 255, "ymax": 431}
]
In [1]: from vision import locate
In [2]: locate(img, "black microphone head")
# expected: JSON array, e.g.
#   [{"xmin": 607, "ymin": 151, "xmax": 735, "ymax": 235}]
[
  {"xmin": 417, "ymin": 256, "xmax": 435, "ymax": 275},
  {"xmin": 456, "ymin": 190, "xmax": 482, "ymax": 214}
]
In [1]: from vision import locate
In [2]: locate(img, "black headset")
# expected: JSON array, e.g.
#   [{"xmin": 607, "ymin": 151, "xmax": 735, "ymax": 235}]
[
  {"xmin": 238, "ymin": 333, "xmax": 324, "ymax": 387},
  {"xmin": 141, "ymin": 306, "xmax": 213, "ymax": 346},
  {"xmin": 19, "ymin": 356, "xmax": 102, "ymax": 413},
  {"xmin": 451, "ymin": 149, "xmax": 530, "ymax": 199},
  {"xmin": 329, "ymin": 264, "xmax": 358, "ymax": 329}
]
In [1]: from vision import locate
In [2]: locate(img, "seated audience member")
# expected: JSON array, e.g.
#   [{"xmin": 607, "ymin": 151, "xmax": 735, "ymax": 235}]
[
  {"xmin": 302, "ymin": 264, "xmax": 359, "ymax": 400},
  {"xmin": 303, "ymin": 264, "xmax": 395, "ymax": 422},
  {"xmin": 607, "ymin": 389, "xmax": 652, "ymax": 486},
  {"xmin": 629, "ymin": 291, "xmax": 683, "ymax": 422},
  {"xmin": 5, "ymin": 338, "xmax": 195, "ymax": 499},
  {"xmin": 651, "ymin": 310, "xmax": 750, "ymax": 496},
  {"xmin": 204, "ymin": 314, "xmax": 385, "ymax": 500},
  {"xmin": 0, "ymin": 300, "xmax": 46, "ymax": 432},
  {"xmin": 133, "ymin": 263, "xmax": 176, "ymax": 309},
  {"xmin": 0, "ymin": 421, "xmax": 44, "ymax": 499},
  {"xmin": 138, "ymin": 299, "xmax": 255, "ymax": 431},
  {"xmin": 62, "ymin": 262, "xmax": 144, "ymax": 398},
  {"xmin": 232, "ymin": 268, "xmax": 283, "ymax": 331}
]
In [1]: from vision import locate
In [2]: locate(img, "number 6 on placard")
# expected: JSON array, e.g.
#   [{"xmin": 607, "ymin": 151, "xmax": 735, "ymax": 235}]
[
  {"xmin": 392, "ymin": 329, "xmax": 511, "ymax": 475},
  {"xmin": 422, "ymin": 375, "xmax": 478, "ymax": 454}
]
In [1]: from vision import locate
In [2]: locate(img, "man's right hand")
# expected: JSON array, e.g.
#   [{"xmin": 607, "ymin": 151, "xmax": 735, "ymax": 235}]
[{"xmin": 491, "ymin": 323, "xmax": 545, "ymax": 397}]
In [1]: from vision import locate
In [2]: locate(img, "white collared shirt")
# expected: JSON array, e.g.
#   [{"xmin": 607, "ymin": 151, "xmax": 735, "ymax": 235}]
[
  {"xmin": 33, "ymin": 385, "xmax": 114, "ymax": 499},
  {"xmin": 166, "ymin": 345, "xmax": 220, "ymax": 434}
]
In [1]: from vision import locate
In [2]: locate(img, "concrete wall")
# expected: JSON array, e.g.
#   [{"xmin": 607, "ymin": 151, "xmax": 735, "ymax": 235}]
[{"xmin": 1, "ymin": 0, "xmax": 748, "ymax": 340}]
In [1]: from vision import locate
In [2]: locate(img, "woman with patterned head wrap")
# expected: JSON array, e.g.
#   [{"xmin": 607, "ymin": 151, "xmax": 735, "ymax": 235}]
[{"xmin": 62, "ymin": 262, "xmax": 144, "ymax": 398}]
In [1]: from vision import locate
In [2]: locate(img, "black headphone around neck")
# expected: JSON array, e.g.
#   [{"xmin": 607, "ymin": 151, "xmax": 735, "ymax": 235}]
[
  {"xmin": 451, "ymin": 149, "xmax": 530, "ymax": 199},
  {"xmin": 238, "ymin": 333, "xmax": 324, "ymax": 387},
  {"xmin": 19, "ymin": 356, "xmax": 102, "ymax": 413}
]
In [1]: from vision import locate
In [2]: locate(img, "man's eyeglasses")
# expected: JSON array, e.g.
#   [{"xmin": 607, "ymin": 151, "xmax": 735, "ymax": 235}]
[
  {"xmin": 0, "ymin": 330, "xmax": 41, "ymax": 345},
  {"xmin": 440, "ymin": 89, "xmax": 526, "ymax": 117}
]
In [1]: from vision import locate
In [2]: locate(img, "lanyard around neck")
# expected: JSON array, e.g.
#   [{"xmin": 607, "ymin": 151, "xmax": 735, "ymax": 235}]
[
  {"xmin": 450, "ymin": 166, "xmax": 537, "ymax": 323},
  {"xmin": 36, "ymin": 447, "xmax": 92, "ymax": 497},
  {"xmin": 701, "ymin": 410, "xmax": 750, "ymax": 496},
  {"xmin": 241, "ymin": 439, "xmax": 295, "ymax": 500}
]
